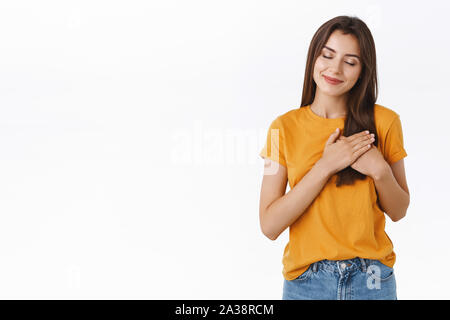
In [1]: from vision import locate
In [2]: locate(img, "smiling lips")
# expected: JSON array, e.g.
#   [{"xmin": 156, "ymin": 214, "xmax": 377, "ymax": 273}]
[{"xmin": 323, "ymin": 75, "xmax": 343, "ymax": 85}]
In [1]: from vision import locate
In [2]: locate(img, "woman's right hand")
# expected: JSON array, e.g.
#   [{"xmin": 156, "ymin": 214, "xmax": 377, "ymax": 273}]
[{"xmin": 319, "ymin": 128, "xmax": 375, "ymax": 176}]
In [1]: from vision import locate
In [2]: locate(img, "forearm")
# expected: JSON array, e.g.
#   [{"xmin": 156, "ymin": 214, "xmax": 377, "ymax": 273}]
[
  {"xmin": 373, "ymin": 164, "xmax": 410, "ymax": 222},
  {"xmin": 263, "ymin": 160, "xmax": 332, "ymax": 240}
]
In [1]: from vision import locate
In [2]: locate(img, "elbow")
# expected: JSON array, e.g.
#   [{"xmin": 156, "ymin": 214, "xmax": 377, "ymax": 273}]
[
  {"xmin": 267, "ymin": 233, "xmax": 279, "ymax": 241},
  {"xmin": 267, "ymin": 234, "xmax": 278, "ymax": 241},
  {"xmin": 391, "ymin": 195, "xmax": 410, "ymax": 222},
  {"xmin": 391, "ymin": 213, "xmax": 405, "ymax": 222},
  {"xmin": 261, "ymin": 223, "xmax": 278, "ymax": 241},
  {"xmin": 260, "ymin": 213, "xmax": 279, "ymax": 241},
  {"xmin": 391, "ymin": 204, "xmax": 409, "ymax": 222}
]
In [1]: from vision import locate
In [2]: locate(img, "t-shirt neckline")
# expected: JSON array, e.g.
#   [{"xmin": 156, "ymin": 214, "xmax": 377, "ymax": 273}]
[{"xmin": 305, "ymin": 104, "xmax": 346, "ymax": 126}]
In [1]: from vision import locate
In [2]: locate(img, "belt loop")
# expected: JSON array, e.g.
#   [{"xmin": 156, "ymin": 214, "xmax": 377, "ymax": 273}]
[
  {"xmin": 312, "ymin": 262, "xmax": 318, "ymax": 272},
  {"xmin": 359, "ymin": 257, "xmax": 367, "ymax": 273}
]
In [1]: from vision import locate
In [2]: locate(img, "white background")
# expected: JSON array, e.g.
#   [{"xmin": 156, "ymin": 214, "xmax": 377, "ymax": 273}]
[{"xmin": 0, "ymin": 0, "xmax": 448, "ymax": 299}]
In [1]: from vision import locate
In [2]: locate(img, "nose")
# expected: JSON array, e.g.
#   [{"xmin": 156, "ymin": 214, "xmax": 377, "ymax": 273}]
[{"xmin": 328, "ymin": 59, "xmax": 343, "ymax": 74}]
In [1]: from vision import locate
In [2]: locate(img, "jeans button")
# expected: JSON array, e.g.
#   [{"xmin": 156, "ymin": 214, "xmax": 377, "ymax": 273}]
[{"xmin": 340, "ymin": 262, "xmax": 347, "ymax": 269}]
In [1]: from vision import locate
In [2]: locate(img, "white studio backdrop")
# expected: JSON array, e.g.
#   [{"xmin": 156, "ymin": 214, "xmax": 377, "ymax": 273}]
[{"xmin": 0, "ymin": 0, "xmax": 448, "ymax": 299}]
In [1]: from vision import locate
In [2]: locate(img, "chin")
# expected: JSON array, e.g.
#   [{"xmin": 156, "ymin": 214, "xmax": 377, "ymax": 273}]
[{"xmin": 318, "ymin": 86, "xmax": 346, "ymax": 96}]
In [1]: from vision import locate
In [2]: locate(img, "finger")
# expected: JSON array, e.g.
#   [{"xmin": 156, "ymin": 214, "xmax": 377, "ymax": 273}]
[
  {"xmin": 325, "ymin": 128, "xmax": 340, "ymax": 145},
  {"xmin": 352, "ymin": 135, "xmax": 374, "ymax": 151},
  {"xmin": 347, "ymin": 130, "xmax": 371, "ymax": 143},
  {"xmin": 350, "ymin": 133, "xmax": 373, "ymax": 147},
  {"xmin": 353, "ymin": 141, "xmax": 372, "ymax": 158}
]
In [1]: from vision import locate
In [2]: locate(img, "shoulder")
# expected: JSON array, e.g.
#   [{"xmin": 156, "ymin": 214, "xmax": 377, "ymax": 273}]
[
  {"xmin": 374, "ymin": 103, "xmax": 401, "ymax": 125},
  {"xmin": 272, "ymin": 106, "xmax": 302, "ymax": 127},
  {"xmin": 374, "ymin": 103, "xmax": 404, "ymax": 135}
]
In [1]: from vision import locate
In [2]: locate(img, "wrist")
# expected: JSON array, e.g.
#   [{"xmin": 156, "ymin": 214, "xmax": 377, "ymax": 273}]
[{"xmin": 315, "ymin": 159, "xmax": 334, "ymax": 180}]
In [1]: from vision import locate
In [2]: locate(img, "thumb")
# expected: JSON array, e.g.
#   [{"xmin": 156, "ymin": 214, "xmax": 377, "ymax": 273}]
[{"xmin": 326, "ymin": 128, "xmax": 340, "ymax": 145}]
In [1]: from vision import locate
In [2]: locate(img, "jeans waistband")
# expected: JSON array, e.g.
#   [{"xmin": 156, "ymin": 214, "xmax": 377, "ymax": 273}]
[{"xmin": 311, "ymin": 257, "xmax": 373, "ymax": 273}]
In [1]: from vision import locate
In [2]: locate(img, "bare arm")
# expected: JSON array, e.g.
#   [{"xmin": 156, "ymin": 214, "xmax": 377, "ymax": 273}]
[
  {"xmin": 259, "ymin": 158, "xmax": 332, "ymax": 240},
  {"xmin": 373, "ymin": 159, "xmax": 410, "ymax": 222}
]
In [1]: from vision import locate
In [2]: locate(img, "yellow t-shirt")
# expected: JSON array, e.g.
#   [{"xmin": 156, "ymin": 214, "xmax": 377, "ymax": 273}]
[{"xmin": 259, "ymin": 104, "xmax": 407, "ymax": 281}]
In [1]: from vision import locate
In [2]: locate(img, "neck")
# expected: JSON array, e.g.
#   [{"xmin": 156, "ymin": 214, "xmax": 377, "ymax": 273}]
[{"xmin": 310, "ymin": 92, "xmax": 348, "ymax": 119}]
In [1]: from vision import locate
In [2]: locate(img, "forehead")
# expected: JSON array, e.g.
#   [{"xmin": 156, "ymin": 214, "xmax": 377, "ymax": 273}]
[{"xmin": 324, "ymin": 30, "xmax": 360, "ymax": 55}]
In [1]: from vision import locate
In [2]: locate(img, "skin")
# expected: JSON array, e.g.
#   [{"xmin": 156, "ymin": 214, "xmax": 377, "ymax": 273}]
[{"xmin": 310, "ymin": 29, "xmax": 362, "ymax": 119}]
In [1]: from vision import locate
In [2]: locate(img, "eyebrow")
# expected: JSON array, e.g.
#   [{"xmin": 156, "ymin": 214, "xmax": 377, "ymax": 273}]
[{"xmin": 323, "ymin": 46, "xmax": 360, "ymax": 60}]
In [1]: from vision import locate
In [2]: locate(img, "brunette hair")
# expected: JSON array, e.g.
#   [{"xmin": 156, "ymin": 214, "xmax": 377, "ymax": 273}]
[{"xmin": 300, "ymin": 15, "xmax": 378, "ymax": 187}]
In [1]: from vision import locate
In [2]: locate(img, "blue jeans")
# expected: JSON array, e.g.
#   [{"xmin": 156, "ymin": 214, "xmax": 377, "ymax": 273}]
[{"xmin": 282, "ymin": 257, "xmax": 397, "ymax": 300}]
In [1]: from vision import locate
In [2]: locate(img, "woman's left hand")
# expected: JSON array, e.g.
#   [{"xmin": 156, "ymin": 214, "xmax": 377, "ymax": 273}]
[{"xmin": 337, "ymin": 136, "xmax": 387, "ymax": 178}]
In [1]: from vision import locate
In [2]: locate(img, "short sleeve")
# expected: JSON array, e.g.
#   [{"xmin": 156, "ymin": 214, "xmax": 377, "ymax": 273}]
[
  {"xmin": 384, "ymin": 115, "xmax": 407, "ymax": 165},
  {"xmin": 259, "ymin": 116, "xmax": 287, "ymax": 168}
]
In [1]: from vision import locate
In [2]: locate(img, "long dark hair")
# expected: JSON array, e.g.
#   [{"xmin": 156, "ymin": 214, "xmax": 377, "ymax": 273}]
[{"xmin": 300, "ymin": 15, "xmax": 378, "ymax": 187}]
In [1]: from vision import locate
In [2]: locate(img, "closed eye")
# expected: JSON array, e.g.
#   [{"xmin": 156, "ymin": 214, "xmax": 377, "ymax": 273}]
[{"xmin": 322, "ymin": 55, "xmax": 355, "ymax": 66}]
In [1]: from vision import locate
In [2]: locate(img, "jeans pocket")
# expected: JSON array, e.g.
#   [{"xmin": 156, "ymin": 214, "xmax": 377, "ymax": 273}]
[
  {"xmin": 366, "ymin": 260, "xmax": 394, "ymax": 282},
  {"xmin": 292, "ymin": 264, "xmax": 314, "ymax": 282}
]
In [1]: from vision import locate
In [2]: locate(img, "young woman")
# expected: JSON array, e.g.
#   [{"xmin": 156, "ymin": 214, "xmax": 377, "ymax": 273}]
[{"xmin": 259, "ymin": 16, "xmax": 410, "ymax": 300}]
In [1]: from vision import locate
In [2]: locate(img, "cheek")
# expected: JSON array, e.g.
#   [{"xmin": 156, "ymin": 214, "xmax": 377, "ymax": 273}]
[
  {"xmin": 313, "ymin": 60, "xmax": 327, "ymax": 81},
  {"xmin": 314, "ymin": 59, "xmax": 326, "ymax": 72},
  {"xmin": 344, "ymin": 68, "xmax": 361, "ymax": 82}
]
